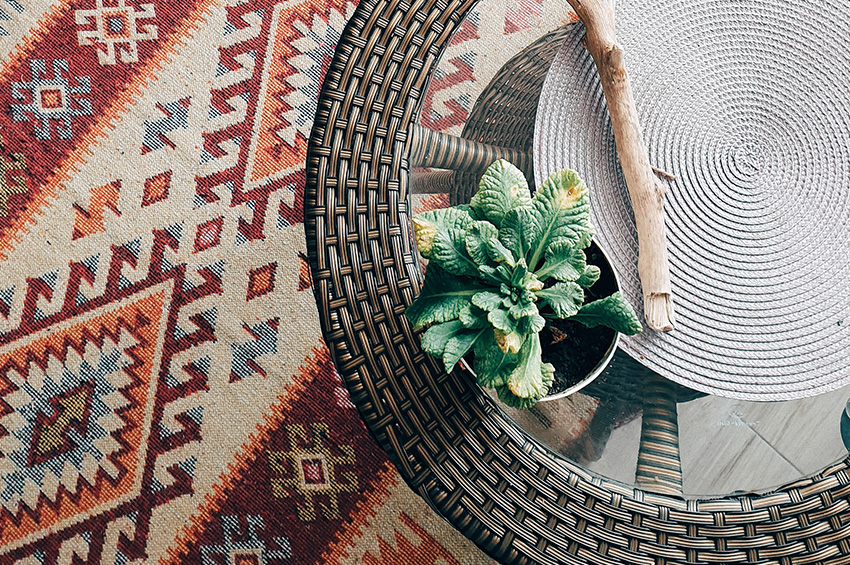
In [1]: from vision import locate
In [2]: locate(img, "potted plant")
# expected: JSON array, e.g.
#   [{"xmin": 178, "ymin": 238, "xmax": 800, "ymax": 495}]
[{"xmin": 406, "ymin": 159, "xmax": 642, "ymax": 408}]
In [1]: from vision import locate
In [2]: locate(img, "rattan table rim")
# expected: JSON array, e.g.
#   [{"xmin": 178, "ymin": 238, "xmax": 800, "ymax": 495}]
[{"xmin": 303, "ymin": 1, "xmax": 850, "ymax": 563}]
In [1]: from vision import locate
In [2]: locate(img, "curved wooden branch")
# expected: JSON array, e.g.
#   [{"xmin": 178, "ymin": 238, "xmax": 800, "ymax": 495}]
[{"xmin": 566, "ymin": 0, "xmax": 675, "ymax": 332}]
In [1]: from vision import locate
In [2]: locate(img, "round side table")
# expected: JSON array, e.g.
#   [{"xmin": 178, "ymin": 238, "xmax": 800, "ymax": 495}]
[{"xmin": 304, "ymin": 1, "xmax": 850, "ymax": 563}]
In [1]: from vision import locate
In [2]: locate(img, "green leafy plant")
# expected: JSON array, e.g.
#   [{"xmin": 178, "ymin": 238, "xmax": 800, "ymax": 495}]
[{"xmin": 406, "ymin": 160, "xmax": 642, "ymax": 409}]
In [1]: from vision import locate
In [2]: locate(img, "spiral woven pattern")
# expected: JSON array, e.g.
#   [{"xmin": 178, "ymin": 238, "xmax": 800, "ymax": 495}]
[{"xmin": 535, "ymin": 0, "xmax": 850, "ymax": 401}]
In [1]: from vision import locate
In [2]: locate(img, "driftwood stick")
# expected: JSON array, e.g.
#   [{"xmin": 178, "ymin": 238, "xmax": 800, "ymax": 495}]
[{"xmin": 566, "ymin": 0, "xmax": 675, "ymax": 331}]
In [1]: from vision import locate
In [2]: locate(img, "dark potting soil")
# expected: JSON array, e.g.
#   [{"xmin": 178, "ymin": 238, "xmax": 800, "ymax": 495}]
[
  {"xmin": 540, "ymin": 244, "xmax": 619, "ymax": 396},
  {"xmin": 540, "ymin": 320, "xmax": 615, "ymax": 395}
]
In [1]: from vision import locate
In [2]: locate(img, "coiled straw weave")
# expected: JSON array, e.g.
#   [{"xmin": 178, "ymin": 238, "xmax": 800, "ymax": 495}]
[
  {"xmin": 305, "ymin": 1, "xmax": 850, "ymax": 562},
  {"xmin": 535, "ymin": 0, "xmax": 850, "ymax": 401}
]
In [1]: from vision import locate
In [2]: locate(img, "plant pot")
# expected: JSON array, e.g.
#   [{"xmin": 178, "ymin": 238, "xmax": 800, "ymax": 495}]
[{"xmin": 537, "ymin": 241, "xmax": 621, "ymax": 401}]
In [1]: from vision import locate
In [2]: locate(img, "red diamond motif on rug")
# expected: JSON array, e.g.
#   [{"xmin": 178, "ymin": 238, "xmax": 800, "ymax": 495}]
[
  {"xmin": 247, "ymin": 262, "xmax": 276, "ymax": 300},
  {"xmin": 142, "ymin": 171, "xmax": 172, "ymax": 207}
]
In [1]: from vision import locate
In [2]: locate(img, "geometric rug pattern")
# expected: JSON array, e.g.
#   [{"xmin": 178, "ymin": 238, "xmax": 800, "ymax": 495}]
[{"xmin": 0, "ymin": 0, "xmax": 573, "ymax": 562}]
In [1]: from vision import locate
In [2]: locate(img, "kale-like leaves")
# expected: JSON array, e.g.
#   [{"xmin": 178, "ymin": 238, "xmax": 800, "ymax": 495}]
[
  {"xmin": 405, "ymin": 265, "xmax": 484, "ymax": 330},
  {"xmin": 469, "ymin": 160, "xmax": 532, "ymax": 227},
  {"xmin": 412, "ymin": 207, "xmax": 479, "ymax": 277},
  {"xmin": 571, "ymin": 292, "xmax": 644, "ymax": 335},
  {"xmin": 406, "ymin": 160, "xmax": 642, "ymax": 409},
  {"xmin": 535, "ymin": 282, "xmax": 584, "ymax": 319},
  {"xmin": 528, "ymin": 169, "xmax": 594, "ymax": 270}
]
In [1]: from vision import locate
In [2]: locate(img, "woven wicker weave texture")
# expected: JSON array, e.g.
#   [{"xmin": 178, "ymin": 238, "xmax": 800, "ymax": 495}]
[
  {"xmin": 535, "ymin": 0, "xmax": 850, "ymax": 402},
  {"xmin": 304, "ymin": 1, "xmax": 850, "ymax": 563}
]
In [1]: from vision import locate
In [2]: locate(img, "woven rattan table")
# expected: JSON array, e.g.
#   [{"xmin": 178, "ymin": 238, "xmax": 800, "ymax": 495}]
[{"xmin": 304, "ymin": 1, "xmax": 850, "ymax": 563}]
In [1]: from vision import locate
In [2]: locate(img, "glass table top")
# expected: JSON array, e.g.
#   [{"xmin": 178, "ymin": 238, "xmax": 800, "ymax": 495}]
[{"xmin": 498, "ymin": 356, "xmax": 850, "ymax": 498}]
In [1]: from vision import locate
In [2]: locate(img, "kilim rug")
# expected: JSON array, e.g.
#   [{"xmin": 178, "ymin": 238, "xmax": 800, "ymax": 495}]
[{"xmin": 0, "ymin": 1, "xmax": 582, "ymax": 562}]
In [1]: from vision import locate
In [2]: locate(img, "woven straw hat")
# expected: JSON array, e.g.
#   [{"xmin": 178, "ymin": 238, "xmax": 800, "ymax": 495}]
[{"xmin": 535, "ymin": 0, "xmax": 850, "ymax": 401}]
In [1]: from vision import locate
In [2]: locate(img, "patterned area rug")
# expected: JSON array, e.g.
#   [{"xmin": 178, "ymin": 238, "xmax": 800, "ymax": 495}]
[{"xmin": 0, "ymin": 1, "xmax": 578, "ymax": 562}]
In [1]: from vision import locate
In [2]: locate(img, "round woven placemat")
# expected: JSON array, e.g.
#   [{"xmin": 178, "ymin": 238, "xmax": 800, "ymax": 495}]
[{"xmin": 535, "ymin": 0, "xmax": 850, "ymax": 401}]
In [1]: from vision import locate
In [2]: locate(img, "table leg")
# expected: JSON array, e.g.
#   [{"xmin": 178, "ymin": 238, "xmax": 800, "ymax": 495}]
[
  {"xmin": 409, "ymin": 124, "xmax": 531, "ymax": 177},
  {"xmin": 410, "ymin": 170, "xmax": 455, "ymax": 194},
  {"xmin": 635, "ymin": 374, "xmax": 683, "ymax": 496}
]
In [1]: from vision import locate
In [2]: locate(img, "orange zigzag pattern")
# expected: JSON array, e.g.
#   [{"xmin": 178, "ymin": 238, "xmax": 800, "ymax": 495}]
[
  {"xmin": 71, "ymin": 180, "xmax": 121, "ymax": 240},
  {"xmin": 363, "ymin": 513, "xmax": 465, "ymax": 565}
]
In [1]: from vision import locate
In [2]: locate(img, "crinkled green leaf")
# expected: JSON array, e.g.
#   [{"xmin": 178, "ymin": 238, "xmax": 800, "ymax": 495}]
[
  {"xmin": 469, "ymin": 159, "xmax": 532, "ymax": 228},
  {"xmin": 499, "ymin": 207, "xmax": 540, "ymax": 263},
  {"xmin": 472, "ymin": 291, "xmax": 503, "ymax": 312},
  {"xmin": 431, "ymin": 227, "xmax": 480, "ymax": 277},
  {"xmin": 496, "ymin": 360, "xmax": 554, "ymax": 408},
  {"xmin": 477, "ymin": 265, "xmax": 504, "ymax": 285},
  {"xmin": 509, "ymin": 258, "xmax": 529, "ymax": 288},
  {"xmin": 496, "ymin": 264, "xmax": 513, "ymax": 283},
  {"xmin": 528, "ymin": 169, "xmax": 594, "ymax": 271},
  {"xmin": 487, "ymin": 238, "xmax": 515, "ymax": 267},
  {"xmin": 506, "ymin": 333, "xmax": 553, "ymax": 400},
  {"xmin": 459, "ymin": 304, "xmax": 489, "ymax": 329},
  {"xmin": 465, "ymin": 221, "xmax": 499, "ymax": 266},
  {"xmin": 412, "ymin": 207, "xmax": 474, "ymax": 256},
  {"xmin": 517, "ymin": 311, "xmax": 546, "ymax": 334},
  {"xmin": 472, "ymin": 331, "xmax": 518, "ymax": 388},
  {"xmin": 444, "ymin": 328, "xmax": 488, "ymax": 373},
  {"xmin": 509, "ymin": 300, "xmax": 538, "ymax": 320},
  {"xmin": 412, "ymin": 208, "xmax": 478, "ymax": 277},
  {"xmin": 405, "ymin": 266, "xmax": 484, "ymax": 330},
  {"xmin": 420, "ymin": 320, "xmax": 465, "ymax": 357},
  {"xmin": 496, "ymin": 386, "xmax": 537, "ymax": 409},
  {"xmin": 576, "ymin": 265, "xmax": 601, "ymax": 288},
  {"xmin": 571, "ymin": 292, "xmax": 643, "ymax": 335},
  {"xmin": 454, "ymin": 204, "xmax": 478, "ymax": 219},
  {"xmin": 535, "ymin": 282, "xmax": 584, "ymax": 319},
  {"xmin": 536, "ymin": 240, "xmax": 586, "ymax": 283},
  {"xmin": 488, "ymin": 308, "xmax": 515, "ymax": 332}
]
